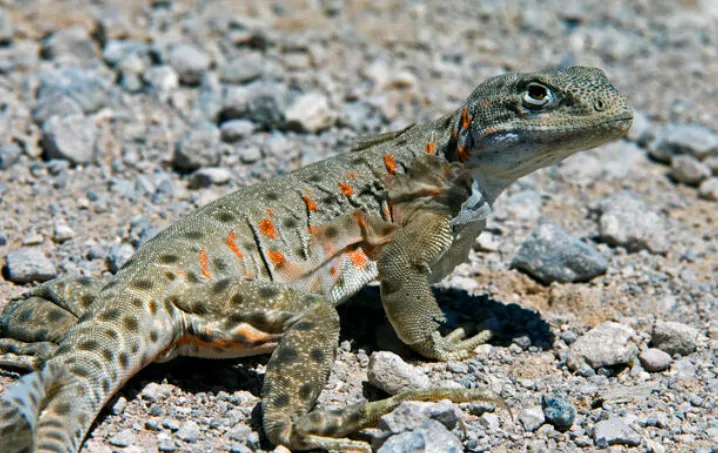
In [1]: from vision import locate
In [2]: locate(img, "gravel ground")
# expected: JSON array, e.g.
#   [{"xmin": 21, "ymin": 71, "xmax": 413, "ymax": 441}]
[{"xmin": 1, "ymin": 1, "xmax": 717, "ymax": 452}]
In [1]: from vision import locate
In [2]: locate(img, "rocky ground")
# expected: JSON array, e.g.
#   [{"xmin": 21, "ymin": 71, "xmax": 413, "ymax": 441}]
[{"xmin": 0, "ymin": 0, "xmax": 717, "ymax": 452}]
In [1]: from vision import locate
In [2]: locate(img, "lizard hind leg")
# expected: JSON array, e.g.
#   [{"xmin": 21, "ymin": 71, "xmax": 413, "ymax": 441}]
[{"xmin": 0, "ymin": 277, "xmax": 105, "ymax": 370}]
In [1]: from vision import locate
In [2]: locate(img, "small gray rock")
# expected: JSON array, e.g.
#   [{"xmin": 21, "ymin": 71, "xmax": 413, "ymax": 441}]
[
  {"xmin": 52, "ymin": 222, "xmax": 75, "ymax": 243},
  {"xmin": 378, "ymin": 420, "xmax": 463, "ymax": 453},
  {"xmin": 189, "ymin": 167, "xmax": 233, "ymax": 189},
  {"xmin": 107, "ymin": 243, "xmax": 135, "ymax": 273},
  {"xmin": 162, "ymin": 418, "xmax": 181, "ymax": 431},
  {"xmin": 173, "ymin": 123, "xmax": 221, "ymax": 171},
  {"xmin": 0, "ymin": 9, "xmax": 14, "ymax": 44},
  {"xmin": 169, "ymin": 44, "xmax": 211, "ymax": 85},
  {"xmin": 42, "ymin": 114, "xmax": 98, "ymax": 165},
  {"xmin": 36, "ymin": 67, "xmax": 111, "ymax": 114},
  {"xmin": 379, "ymin": 401, "xmax": 461, "ymax": 434},
  {"xmin": 0, "ymin": 142, "xmax": 21, "ymax": 170},
  {"xmin": 219, "ymin": 55, "xmax": 264, "ymax": 84},
  {"xmin": 541, "ymin": 394, "xmax": 575, "ymax": 431},
  {"xmin": 41, "ymin": 26, "xmax": 98, "ymax": 62},
  {"xmin": 511, "ymin": 223, "xmax": 607, "ymax": 284},
  {"xmin": 285, "ymin": 92, "xmax": 334, "ymax": 133},
  {"xmin": 368, "ymin": 351, "xmax": 430, "ymax": 395},
  {"xmin": 220, "ymin": 120, "xmax": 255, "ymax": 142},
  {"xmin": 158, "ymin": 440, "xmax": 178, "ymax": 452},
  {"xmin": 650, "ymin": 123, "xmax": 718, "ymax": 162},
  {"xmin": 593, "ymin": 417, "xmax": 641, "ymax": 447},
  {"xmin": 670, "ymin": 155, "xmax": 711, "ymax": 186},
  {"xmin": 652, "ymin": 321, "xmax": 699, "ymax": 356},
  {"xmin": 639, "ymin": 348, "xmax": 672, "ymax": 372},
  {"xmin": 175, "ymin": 421, "xmax": 200, "ymax": 443},
  {"xmin": 140, "ymin": 382, "xmax": 172, "ymax": 403},
  {"xmin": 6, "ymin": 248, "xmax": 58, "ymax": 283},
  {"xmin": 32, "ymin": 95, "xmax": 85, "ymax": 125},
  {"xmin": 698, "ymin": 177, "xmax": 718, "ymax": 201},
  {"xmin": 596, "ymin": 191, "xmax": 669, "ymax": 254},
  {"xmin": 567, "ymin": 322, "xmax": 638, "ymax": 371},
  {"xmin": 518, "ymin": 406, "xmax": 545, "ymax": 432},
  {"xmin": 102, "ymin": 40, "xmax": 147, "ymax": 66},
  {"xmin": 626, "ymin": 109, "xmax": 654, "ymax": 145},
  {"xmin": 239, "ymin": 145, "xmax": 262, "ymax": 164},
  {"xmin": 244, "ymin": 81, "xmax": 290, "ymax": 128},
  {"xmin": 108, "ymin": 428, "xmax": 136, "ymax": 447},
  {"xmin": 143, "ymin": 65, "xmax": 179, "ymax": 93}
]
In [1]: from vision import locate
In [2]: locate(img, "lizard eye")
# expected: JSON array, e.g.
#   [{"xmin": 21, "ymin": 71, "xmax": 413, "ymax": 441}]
[{"xmin": 523, "ymin": 83, "xmax": 553, "ymax": 107}]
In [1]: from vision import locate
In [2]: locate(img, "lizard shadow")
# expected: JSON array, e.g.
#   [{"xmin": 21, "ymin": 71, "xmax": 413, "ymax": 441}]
[{"xmin": 338, "ymin": 285, "xmax": 554, "ymax": 353}]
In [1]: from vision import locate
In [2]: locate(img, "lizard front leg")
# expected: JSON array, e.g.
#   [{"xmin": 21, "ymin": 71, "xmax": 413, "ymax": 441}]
[{"xmin": 377, "ymin": 210, "xmax": 491, "ymax": 361}]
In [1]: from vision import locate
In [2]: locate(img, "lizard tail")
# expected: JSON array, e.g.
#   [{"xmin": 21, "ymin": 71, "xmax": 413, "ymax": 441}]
[{"xmin": 0, "ymin": 362, "xmax": 68, "ymax": 453}]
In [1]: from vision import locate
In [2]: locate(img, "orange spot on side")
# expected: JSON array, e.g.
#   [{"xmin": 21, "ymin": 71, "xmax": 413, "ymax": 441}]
[
  {"xmin": 457, "ymin": 145, "xmax": 470, "ymax": 163},
  {"xmin": 259, "ymin": 218, "xmax": 279, "ymax": 239},
  {"xmin": 384, "ymin": 153, "xmax": 397, "ymax": 175},
  {"xmin": 451, "ymin": 128, "xmax": 458, "ymax": 138},
  {"xmin": 346, "ymin": 172, "xmax": 357, "ymax": 179},
  {"xmin": 481, "ymin": 99, "xmax": 491, "ymax": 108},
  {"xmin": 226, "ymin": 232, "xmax": 244, "ymax": 261},
  {"xmin": 425, "ymin": 141, "xmax": 436, "ymax": 155},
  {"xmin": 199, "ymin": 249, "xmax": 212, "ymax": 280},
  {"xmin": 460, "ymin": 107, "xmax": 472, "ymax": 130},
  {"xmin": 348, "ymin": 249, "xmax": 368, "ymax": 268},
  {"xmin": 176, "ymin": 270, "xmax": 186, "ymax": 280},
  {"xmin": 338, "ymin": 182, "xmax": 353, "ymax": 196},
  {"xmin": 329, "ymin": 265, "xmax": 338, "ymax": 278},
  {"xmin": 352, "ymin": 210, "xmax": 368, "ymax": 229},
  {"xmin": 267, "ymin": 249, "xmax": 286, "ymax": 266},
  {"xmin": 302, "ymin": 194, "xmax": 318, "ymax": 212},
  {"xmin": 383, "ymin": 203, "xmax": 392, "ymax": 219},
  {"xmin": 266, "ymin": 208, "xmax": 275, "ymax": 217},
  {"xmin": 244, "ymin": 270, "xmax": 254, "ymax": 280},
  {"xmin": 307, "ymin": 225, "xmax": 319, "ymax": 235}
]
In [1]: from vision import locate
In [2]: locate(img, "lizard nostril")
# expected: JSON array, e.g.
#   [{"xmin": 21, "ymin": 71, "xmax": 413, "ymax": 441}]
[{"xmin": 593, "ymin": 99, "xmax": 604, "ymax": 111}]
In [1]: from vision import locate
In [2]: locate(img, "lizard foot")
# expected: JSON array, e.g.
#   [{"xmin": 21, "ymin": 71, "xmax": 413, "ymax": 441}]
[{"xmin": 428, "ymin": 327, "xmax": 494, "ymax": 361}]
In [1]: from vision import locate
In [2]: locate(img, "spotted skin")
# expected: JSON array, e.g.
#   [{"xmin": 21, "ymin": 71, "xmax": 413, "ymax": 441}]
[{"xmin": 0, "ymin": 67, "xmax": 632, "ymax": 453}]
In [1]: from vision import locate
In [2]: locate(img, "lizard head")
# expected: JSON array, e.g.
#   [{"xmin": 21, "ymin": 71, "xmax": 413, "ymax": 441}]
[{"xmin": 453, "ymin": 66, "xmax": 633, "ymax": 189}]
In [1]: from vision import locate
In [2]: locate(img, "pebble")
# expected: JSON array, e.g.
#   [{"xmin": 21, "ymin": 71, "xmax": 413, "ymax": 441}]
[
  {"xmin": 144, "ymin": 66, "xmax": 180, "ymax": 94},
  {"xmin": 567, "ymin": 322, "xmax": 638, "ymax": 371},
  {"xmin": 284, "ymin": 92, "xmax": 334, "ymax": 133},
  {"xmin": 698, "ymin": 177, "xmax": 718, "ymax": 201},
  {"xmin": 238, "ymin": 145, "xmax": 262, "ymax": 164},
  {"xmin": 0, "ymin": 9, "xmax": 13, "ymax": 44},
  {"xmin": 41, "ymin": 26, "xmax": 98, "ymax": 63},
  {"xmin": 368, "ymin": 351, "xmax": 430, "ymax": 394},
  {"xmin": 175, "ymin": 421, "xmax": 200, "ymax": 443},
  {"xmin": 652, "ymin": 321, "xmax": 699, "ymax": 356},
  {"xmin": 0, "ymin": 142, "xmax": 21, "ymax": 170},
  {"xmin": 379, "ymin": 401, "xmax": 461, "ymax": 434},
  {"xmin": 220, "ymin": 119, "xmax": 255, "ymax": 142},
  {"xmin": 518, "ymin": 406, "xmax": 545, "ymax": 432},
  {"xmin": 189, "ymin": 167, "xmax": 233, "ymax": 188},
  {"xmin": 243, "ymin": 81, "xmax": 290, "ymax": 127},
  {"xmin": 108, "ymin": 428, "xmax": 136, "ymax": 447},
  {"xmin": 219, "ymin": 55, "xmax": 264, "ymax": 84},
  {"xmin": 592, "ymin": 417, "xmax": 642, "ymax": 447},
  {"xmin": 36, "ymin": 67, "xmax": 111, "ymax": 114},
  {"xmin": 5, "ymin": 247, "xmax": 58, "ymax": 283},
  {"xmin": 42, "ymin": 114, "xmax": 98, "ymax": 164},
  {"xmin": 595, "ymin": 191, "xmax": 669, "ymax": 254},
  {"xmin": 650, "ymin": 123, "xmax": 718, "ymax": 162},
  {"xmin": 511, "ymin": 223, "xmax": 607, "ymax": 284},
  {"xmin": 639, "ymin": 348, "xmax": 672, "ymax": 372},
  {"xmin": 377, "ymin": 419, "xmax": 463, "ymax": 453},
  {"xmin": 173, "ymin": 122, "xmax": 221, "ymax": 171},
  {"xmin": 140, "ymin": 382, "xmax": 172, "ymax": 403},
  {"xmin": 670, "ymin": 155, "xmax": 711, "ymax": 185},
  {"xmin": 107, "ymin": 242, "xmax": 135, "ymax": 273},
  {"xmin": 52, "ymin": 222, "xmax": 75, "ymax": 243},
  {"xmin": 541, "ymin": 394, "xmax": 575, "ymax": 431},
  {"xmin": 32, "ymin": 94, "xmax": 84, "ymax": 124},
  {"xmin": 168, "ymin": 44, "xmax": 211, "ymax": 85}
]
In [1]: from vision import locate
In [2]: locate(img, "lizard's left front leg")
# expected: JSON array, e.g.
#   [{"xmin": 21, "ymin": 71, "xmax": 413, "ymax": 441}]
[{"xmin": 377, "ymin": 210, "xmax": 492, "ymax": 361}]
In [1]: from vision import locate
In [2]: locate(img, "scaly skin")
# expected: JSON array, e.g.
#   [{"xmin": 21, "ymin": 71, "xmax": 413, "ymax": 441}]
[{"xmin": 0, "ymin": 66, "xmax": 632, "ymax": 453}]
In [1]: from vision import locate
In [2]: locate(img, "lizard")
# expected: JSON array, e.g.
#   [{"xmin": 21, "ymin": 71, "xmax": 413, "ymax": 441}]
[{"xmin": 0, "ymin": 66, "xmax": 632, "ymax": 453}]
